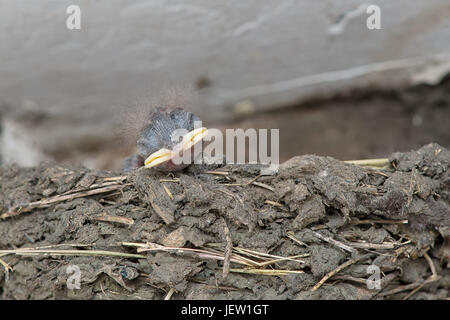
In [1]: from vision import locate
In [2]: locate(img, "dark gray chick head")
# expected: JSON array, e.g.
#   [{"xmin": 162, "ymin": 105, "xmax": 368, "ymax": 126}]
[{"xmin": 136, "ymin": 107, "xmax": 207, "ymax": 172}]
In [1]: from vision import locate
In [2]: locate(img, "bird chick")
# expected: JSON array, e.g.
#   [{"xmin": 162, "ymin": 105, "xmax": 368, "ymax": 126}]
[{"xmin": 122, "ymin": 107, "xmax": 207, "ymax": 172}]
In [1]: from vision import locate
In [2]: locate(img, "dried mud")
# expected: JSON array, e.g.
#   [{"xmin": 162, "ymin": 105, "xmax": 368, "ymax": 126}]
[{"xmin": 0, "ymin": 143, "xmax": 448, "ymax": 300}]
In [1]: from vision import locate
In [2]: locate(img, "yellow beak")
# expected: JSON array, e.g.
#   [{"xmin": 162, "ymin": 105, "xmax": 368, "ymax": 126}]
[
  {"xmin": 144, "ymin": 148, "xmax": 174, "ymax": 168},
  {"xmin": 181, "ymin": 127, "xmax": 208, "ymax": 153},
  {"xmin": 144, "ymin": 127, "xmax": 208, "ymax": 169}
]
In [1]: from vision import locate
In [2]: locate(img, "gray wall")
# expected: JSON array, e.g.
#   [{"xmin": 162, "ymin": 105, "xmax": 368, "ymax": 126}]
[{"xmin": 1, "ymin": 0, "xmax": 450, "ymax": 166}]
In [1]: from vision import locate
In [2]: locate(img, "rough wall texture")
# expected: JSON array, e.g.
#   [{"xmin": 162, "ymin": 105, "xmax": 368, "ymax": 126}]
[{"xmin": 0, "ymin": 0, "xmax": 450, "ymax": 166}]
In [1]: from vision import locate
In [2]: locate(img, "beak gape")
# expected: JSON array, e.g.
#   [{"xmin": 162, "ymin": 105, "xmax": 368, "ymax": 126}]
[{"xmin": 144, "ymin": 127, "xmax": 208, "ymax": 169}]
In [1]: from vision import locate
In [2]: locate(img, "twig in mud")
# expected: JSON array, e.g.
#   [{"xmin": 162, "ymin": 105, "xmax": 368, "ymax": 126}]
[
  {"xmin": 61, "ymin": 180, "xmax": 127, "ymax": 196},
  {"xmin": 286, "ymin": 231, "xmax": 308, "ymax": 247},
  {"xmin": 121, "ymin": 242, "xmax": 151, "ymax": 248},
  {"xmin": 310, "ymin": 230, "xmax": 356, "ymax": 253},
  {"xmin": 368, "ymin": 171, "xmax": 390, "ymax": 177},
  {"xmin": 164, "ymin": 288, "xmax": 176, "ymax": 300},
  {"xmin": 311, "ymin": 254, "xmax": 374, "ymax": 292},
  {"xmin": 378, "ymin": 277, "xmax": 439, "ymax": 298},
  {"xmin": 205, "ymin": 243, "xmax": 307, "ymax": 266},
  {"xmin": 378, "ymin": 281, "xmax": 421, "ymax": 297},
  {"xmin": 403, "ymin": 281, "xmax": 427, "ymax": 300},
  {"xmin": 258, "ymin": 254, "xmax": 309, "ymax": 267},
  {"xmin": 350, "ymin": 218, "xmax": 409, "ymax": 225},
  {"xmin": 222, "ymin": 218, "xmax": 232, "ymax": 279},
  {"xmin": 162, "ymin": 184, "xmax": 174, "ymax": 200},
  {"xmin": 129, "ymin": 242, "xmax": 306, "ymax": 270},
  {"xmin": 103, "ymin": 176, "xmax": 128, "ymax": 182},
  {"xmin": 206, "ymin": 170, "xmax": 230, "ymax": 175},
  {"xmin": 159, "ymin": 178, "xmax": 180, "ymax": 183},
  {"xmin": 310, "ymin": 224, "xmax": 328, "ymax": 231},
  {"xmin": 0, "ymin": 184, "xmax": 127, "ymax": 220},
  {"xmin": 251, "ymin": 182, "xmax": 275, "ymax": 192},
  {"xmin": 90, "ymin": 213, "xmax": 134, "ymax": 226},
  {"xmin": 205, "ymin": 246, "xmax": 262, "ymax": 267},
  {"xmin": 99, "ymin": 199, "xmax": 119, "ymax": 205},
  {"xmin": 133, "ymin": 242, "xmax": 257, "ymax": 267},
  {"xmin": 402, "ymin": 251, "xmax": 441, "ymax": 300},
  {"xmin": 245, "ymin": 174, "xmax": 261, "ymax": 185},
  {"xmin": 344, "ymin": 158, "xmax": 391, "ymax": 168},
  {"xmin": 24, "ymin": 243, "xmax": 95, "ymax": 250},
  {"xmin": 231, "ymin": 247, "xmax": 307, "ymax": 265},
  {"xmin": 264, "ymin": 200, "xmax": 284, "ymax": 207},
  {"xmin": 229, "ymin": 268, "xmax": 304, "ymax": 276},
  {"xmin": 405, "ymin": 168, "xmax": 417, "ymax": 209},
  {"xmin": 196, "ymin": 253, "xmax": 253, "ymax": 266},
  {"xmin": 333, "ymin": 275, "xmax": 367, "ymax": 285},
  {"xmin": 345, "ymin": 241, "xmax": 396, "ymax": 250},
  {"xmin": 0, "ymin": 257, "xmax": 12, "ymax": 281},
  {"xmin": 0, "ymin": 248, "xmax": 146, "ymax": 259},
  {"xmin": 100, "ymin": 282, "xmax": 109, "ymax": 300},
  {"xmin": 424, "ymin": 251, "xmax": 438, "ymax": 279}
]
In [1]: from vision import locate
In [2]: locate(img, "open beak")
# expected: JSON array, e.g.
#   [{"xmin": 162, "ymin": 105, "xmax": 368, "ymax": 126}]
[
  {"xmin": 144, "ymin": 127, "xmax": 208, "ymax": 169},
  {"xmin": 180, "ymin": 127, "xmax": 208, "ymax": 153},
  {"xmin": 144, "ymin": 148, "xmax": 174, "ymax": 168}
]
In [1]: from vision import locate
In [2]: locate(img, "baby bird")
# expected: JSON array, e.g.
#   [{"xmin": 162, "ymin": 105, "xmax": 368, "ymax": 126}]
[{"xmin": 122, "ymin": 107, "xmax": 207, "ymax": 172}]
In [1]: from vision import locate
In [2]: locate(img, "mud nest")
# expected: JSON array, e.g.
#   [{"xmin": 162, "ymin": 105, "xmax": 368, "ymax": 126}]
[{"xmin": 0, "ymin": 143, "xmax": 449, "ymax": 300}]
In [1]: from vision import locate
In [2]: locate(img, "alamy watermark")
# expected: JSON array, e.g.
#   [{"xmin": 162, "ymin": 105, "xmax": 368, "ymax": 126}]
[
  {"xmin": 366, "ymin": 5, "xmax": 381, "ymax": 30},
  {"xmin": 66, "ymin": 5, "xmax": 81, "ymax": 30},
  {"xmin": 366, "ymin": 264, "xmax": 381, "ymax": 290},
  {"xmin": 169, "ymin": 121, "xmax": 280, "ymax": 174},
  {"xmin": 66, "ymin": 265, "xmax": 81, "ymax": 289},
  {"xmin": 66, "ymin": 4, "xmax": 381, "ymax": 31}
]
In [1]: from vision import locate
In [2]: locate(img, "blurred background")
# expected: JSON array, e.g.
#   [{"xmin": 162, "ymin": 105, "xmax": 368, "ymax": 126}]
[{"xmin": 0, "ymin": 0, "xmax": 449, "ymax": 171}]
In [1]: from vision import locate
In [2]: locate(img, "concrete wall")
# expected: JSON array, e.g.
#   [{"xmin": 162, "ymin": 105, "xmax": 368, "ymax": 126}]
[{"xmin": 1, "ymin": 0, "xmax": 450, "ymax": 166}]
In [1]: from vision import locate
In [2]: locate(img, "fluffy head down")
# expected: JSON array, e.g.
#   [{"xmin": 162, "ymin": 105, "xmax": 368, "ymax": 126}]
[{"xmin": 137, "ymin": 107, "xmax": 201, "ymax": 159}]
